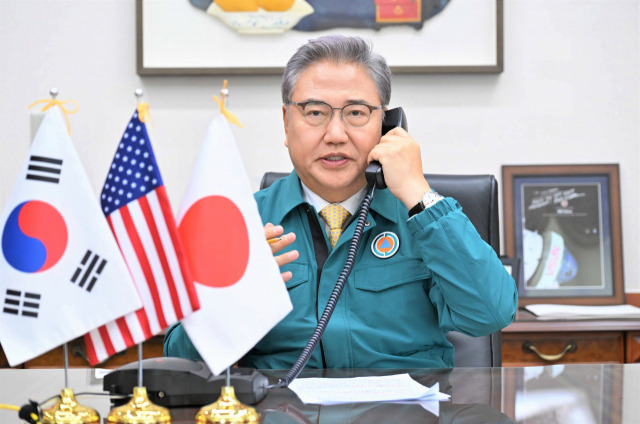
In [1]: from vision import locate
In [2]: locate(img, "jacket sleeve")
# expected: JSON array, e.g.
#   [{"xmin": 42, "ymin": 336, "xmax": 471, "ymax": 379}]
[
  {"xmin": 407, "ymin": 197, "xmax": 518, "ymax": 337},
  {"xmin": 163, "ymin": 322, "xmax": 203, "ymax": 360}
]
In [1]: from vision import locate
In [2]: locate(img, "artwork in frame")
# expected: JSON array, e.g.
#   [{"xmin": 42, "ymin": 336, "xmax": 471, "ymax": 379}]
[
  {"xmin": 136, "ymin": 0, "xmax": 503, "ymax": 75},
  {"xmin": 502, "ymin": 164, "xmax": 624, "ymax": 306}
]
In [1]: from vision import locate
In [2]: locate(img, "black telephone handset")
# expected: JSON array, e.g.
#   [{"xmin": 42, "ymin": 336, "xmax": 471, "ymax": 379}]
[{"xmin": 365, "ymin": 107, "xmax": 408, "ymax": 190}]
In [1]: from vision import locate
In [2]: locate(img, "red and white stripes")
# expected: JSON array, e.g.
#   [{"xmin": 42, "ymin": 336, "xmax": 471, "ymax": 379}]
[{"xmin": 85, "ymin": 186, "xmax": 198, "ymax": 364}]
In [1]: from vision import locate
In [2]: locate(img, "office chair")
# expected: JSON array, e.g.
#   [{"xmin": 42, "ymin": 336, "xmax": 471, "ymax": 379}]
[{"xmin": 260, "ymin": 172, "xmax": 503, "ymax": 367}]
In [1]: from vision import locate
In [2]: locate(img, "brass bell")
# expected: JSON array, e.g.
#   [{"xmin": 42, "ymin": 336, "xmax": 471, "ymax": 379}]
[
  {"xmin": 42, "ymin": 388, "xmax": 100, "ymax": 424},
  {"xmin": 107, "ymin": 386, "xmax": 171, "ymax": 424},
  {"xmin": 195, "ymin": 386, "xmax": 260, "ymax": 423}
]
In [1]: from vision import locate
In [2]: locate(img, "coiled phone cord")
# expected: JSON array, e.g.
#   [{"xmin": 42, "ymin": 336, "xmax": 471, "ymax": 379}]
[{"xmin": 270, "ymin": 183, "xmax": 377, "ymax": 389}]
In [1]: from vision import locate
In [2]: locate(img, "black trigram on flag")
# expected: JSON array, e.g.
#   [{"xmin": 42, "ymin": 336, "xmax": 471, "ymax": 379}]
[
  {"xmin": 71, "ymin": 250, "xmax": 107, "ymax": 292},
  {"xmin": 26, "ymin": 155, "xmax": 63, "ymax": 184},
  {"xmin": 3, "ymin": 289, "xmax": 41, "ymax": 318}
]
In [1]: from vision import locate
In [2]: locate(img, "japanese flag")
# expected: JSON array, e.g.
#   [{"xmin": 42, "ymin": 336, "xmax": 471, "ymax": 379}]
[
  {"xmin": 177, "ymin": 115, "xmax": 292, "ymax": 375},
  {"xmin": 0, "ymin": 107, "xmax": 142, "ymax": 366}
]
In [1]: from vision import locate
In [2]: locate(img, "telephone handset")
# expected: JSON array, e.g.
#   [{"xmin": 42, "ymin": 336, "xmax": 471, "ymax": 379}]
[{"xmin": 365, "ymin": 107, "xmax": 408, "ymax": 190}]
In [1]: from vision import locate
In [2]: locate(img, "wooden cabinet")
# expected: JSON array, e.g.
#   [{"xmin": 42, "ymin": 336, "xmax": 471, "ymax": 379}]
[
  {"xmin": 0, "ymin": 345, "xmax": 8, "ymax": 368},
  {"xmin": 503, "ymin": 331, "xmax": 624, "ymax": 366},
  {"xmin": 627, "ymin": 331, "xmax": 640, "ymax": 363},
  {"xmin": 1, "ymin": 336, "xmax": 164, "ymax": 369},
  {"xmin": 502, "ymin": 310, "xmax": 640, "ymax": 366}
]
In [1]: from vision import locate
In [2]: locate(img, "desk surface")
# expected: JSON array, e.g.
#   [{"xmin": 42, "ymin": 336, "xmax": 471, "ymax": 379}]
[{"xmin": 1, "ymin": 364, "xmax": 639, "ymax": 423}]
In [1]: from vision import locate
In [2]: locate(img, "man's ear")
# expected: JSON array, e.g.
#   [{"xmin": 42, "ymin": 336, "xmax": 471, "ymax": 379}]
[{"xmin": 282, "ymin": 105, "xmax": 289, "ymax": 147}]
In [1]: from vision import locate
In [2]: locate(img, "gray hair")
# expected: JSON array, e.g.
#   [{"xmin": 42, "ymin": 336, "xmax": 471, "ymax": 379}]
[{"xmin": 281, "ymin": 35, "xmax": 392, "ymax": 106}]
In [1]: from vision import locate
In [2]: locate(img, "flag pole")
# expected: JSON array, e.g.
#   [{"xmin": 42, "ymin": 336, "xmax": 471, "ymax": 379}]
[
  {"xmin": 194, "ymin": 81, "xmax": 258, "ymax": 423},
  {"xmin": 138, "ymin": 343, "xmax": 143, "ymax": 388},
  {"xmin": 37, "ymin": 88, "xmax": 100, "ymax": 423},
  {"xmin": 63, "ymin": 343, "xmax": 69, "ymax": 388},
  {"xmin": 135, "ymin": 87, "xmax": 145, "ymax": 392},
  {"xmin": 107, "ymin": 89, "xmax": 171, "ymax": 424},
  {"xmin": 52, "ymin": 86, "xmax": 69, "ymax": 392}
]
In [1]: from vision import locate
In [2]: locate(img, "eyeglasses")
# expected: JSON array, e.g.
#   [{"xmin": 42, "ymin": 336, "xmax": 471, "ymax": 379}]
[{"xmin": 286, "ymin": 100, "xmax": 383, "ymax": 128}]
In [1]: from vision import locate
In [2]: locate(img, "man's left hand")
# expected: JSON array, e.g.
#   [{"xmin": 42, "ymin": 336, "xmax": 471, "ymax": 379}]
[{"xmin": 367, "ymin": 127, "xmax": 431, "ymax": 209}]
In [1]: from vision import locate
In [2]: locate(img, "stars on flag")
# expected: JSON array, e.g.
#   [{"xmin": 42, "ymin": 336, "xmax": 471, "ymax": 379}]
[{"xmin": 101, "ymin": 112, "xmax": 162, "ymax": 215}]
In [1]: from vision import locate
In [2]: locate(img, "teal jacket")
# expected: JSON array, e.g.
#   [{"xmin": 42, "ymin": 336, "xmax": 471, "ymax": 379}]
[{"xmin": 164, "ymin": 172, "xmax": 517, "ymax": 369}]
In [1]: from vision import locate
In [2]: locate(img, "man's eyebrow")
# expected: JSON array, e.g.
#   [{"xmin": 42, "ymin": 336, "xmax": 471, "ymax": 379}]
[
  {"xmin": 344, "ymin": 99, "xmax": 370, "ymax": 105},
  {"xmin": 293, "ymin": 98, "xmax": 374, "ymax": 106},
  {"xmin": 298, "ymin": 99, "xmax": 369, "ymax": 106}
]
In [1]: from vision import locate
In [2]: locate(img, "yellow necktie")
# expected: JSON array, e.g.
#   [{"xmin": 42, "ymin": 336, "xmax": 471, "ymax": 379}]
[{"xmin": 319, "ymin": 204, "xmax": 351, "ymax": 249}]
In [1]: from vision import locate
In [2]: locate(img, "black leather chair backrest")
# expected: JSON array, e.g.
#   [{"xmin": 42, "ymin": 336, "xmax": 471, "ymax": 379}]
[
  {"xmin": 260, "ymin": 172, "xmax": 503, "ymax": 367},
  {"xmin": 260, "ymin": 172, "xmax": 289, "ymax": 191},
  {"xmin": 424, "ymin": 174, "xmax": 502, "ymax": 368}
]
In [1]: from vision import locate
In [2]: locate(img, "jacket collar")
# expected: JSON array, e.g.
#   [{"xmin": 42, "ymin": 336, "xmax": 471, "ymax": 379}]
[
  {"xmin": 270, "ymin": 171, "xmax": 400, "ymax": 225},
  {"xmin": 268, "ymin": 171, "xmax": 307, "ymax": 223},
  {"xmin": 368, "ymin": 186, "xmax": 399, "ymax": 224}
]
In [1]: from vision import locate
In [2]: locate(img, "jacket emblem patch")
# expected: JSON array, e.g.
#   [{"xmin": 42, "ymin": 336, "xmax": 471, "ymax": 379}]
[{"xmin": 371, "ymin": 231, "xmax": 399, "ymax": 258}]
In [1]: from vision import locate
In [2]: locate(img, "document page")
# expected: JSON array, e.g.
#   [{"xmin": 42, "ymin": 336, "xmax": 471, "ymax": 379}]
[
  {"xmin": 525, "ymin": 304, "xmax": 640, "ymax": 319},
  {"xmin": 288, "ymin": 373, "xmax": 450, "ymax": 405}
]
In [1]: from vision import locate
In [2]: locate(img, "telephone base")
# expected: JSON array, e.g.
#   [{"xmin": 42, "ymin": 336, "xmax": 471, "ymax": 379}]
[{"xmin": 103, "ymin": 357, "xmax": 268, "ymax": 406}]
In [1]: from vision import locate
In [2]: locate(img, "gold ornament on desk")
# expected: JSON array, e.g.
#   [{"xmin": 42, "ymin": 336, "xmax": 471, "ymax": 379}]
[
  {"xmin": 195, "ymin": 385, "xmax": 260, "ymax": 424},
  {"xmin": 42, "ymin": 388, "xmax": 100, "ymax": 424},
  {"xmin": 106, "ymin": 386, "xmax": 170, "ymax": 424}
]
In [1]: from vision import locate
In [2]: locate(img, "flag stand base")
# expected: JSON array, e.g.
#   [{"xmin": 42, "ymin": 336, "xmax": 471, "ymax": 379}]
[
  {"xmin": 107, "ymin": 386, "xmax": 171, "ymax": 423},
  {"xmin": 42, "ymin": 388, "xmax": 100, "ymax": 423},
  {"xmin": 195, "ymin": 386, "xmax": 260, "ymax": 423}
]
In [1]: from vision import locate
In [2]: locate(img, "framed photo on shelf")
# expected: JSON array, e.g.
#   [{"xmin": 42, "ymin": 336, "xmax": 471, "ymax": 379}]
[
  {"xmin": 136, "ymin": 0, "xmax": 503, "ymax": 75},
  {"xmin": 502, "ymin": 164, "xmax": 624, "ymax": 306}
]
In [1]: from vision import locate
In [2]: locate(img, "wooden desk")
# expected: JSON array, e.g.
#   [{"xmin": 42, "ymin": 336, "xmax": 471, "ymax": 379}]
[
  {"xmin": 502, "ymin": 309, "xmax": 640, "ymax": 366},
  {"xmin": 1, "ymin": 364, "xmax": 637, "ymax": 423}
]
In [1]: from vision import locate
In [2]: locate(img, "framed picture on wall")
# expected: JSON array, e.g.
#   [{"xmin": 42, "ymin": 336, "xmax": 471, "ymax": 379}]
[
  {"xmin": 136, "ymin": 0, "xmax": 503, "ymax": 75},
  {"xmin": 502, "ymin": 164, "xmax": 624, "ymax": 306}
]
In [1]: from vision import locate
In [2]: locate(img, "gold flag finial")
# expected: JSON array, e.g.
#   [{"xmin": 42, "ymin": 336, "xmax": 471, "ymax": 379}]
[
  {"xmin": 213, "ymin": 80, "xmax": 243, "ymax": 127},
  {"xmin": 135, "ymin": 88, "xmax": 154, "ymax": 126},
  {"xmin": 28, "ymin": 88, "xmax": 79, "ymax": 134}
]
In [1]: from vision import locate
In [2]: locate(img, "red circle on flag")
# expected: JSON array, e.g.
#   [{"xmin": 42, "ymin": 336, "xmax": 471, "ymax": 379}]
[{"xmin": 178, "ymin": 195, "xmax": 249, "ymax": 288}]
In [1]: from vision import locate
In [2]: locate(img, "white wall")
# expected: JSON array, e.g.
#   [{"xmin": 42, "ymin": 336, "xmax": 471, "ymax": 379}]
[{"xmin": 1, "ymin": 0, "xmax": 638, "ymax": 293}]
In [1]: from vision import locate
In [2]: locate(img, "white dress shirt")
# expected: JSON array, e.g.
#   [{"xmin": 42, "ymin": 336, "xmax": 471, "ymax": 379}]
[{"xmin": 300, "ymin": 181, "xmax": 367, "ymax": 236}]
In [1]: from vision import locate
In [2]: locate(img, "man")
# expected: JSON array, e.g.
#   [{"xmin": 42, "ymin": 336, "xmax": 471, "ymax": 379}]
[{"xmin": 164, "ymin": 35, "xmax": 518, "ymax": 369}]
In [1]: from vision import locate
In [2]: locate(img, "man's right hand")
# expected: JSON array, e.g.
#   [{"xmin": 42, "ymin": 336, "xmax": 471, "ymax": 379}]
[{"xmin": 264, "ymin": 222, "xmax": 299, "ymax": 283}]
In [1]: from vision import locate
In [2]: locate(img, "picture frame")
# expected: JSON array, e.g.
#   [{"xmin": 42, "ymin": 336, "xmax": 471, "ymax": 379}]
[
  {"xmin": 502, "ymin": 164, "xmax": 624, "ymax": 306},
  {"xmin": 136, "ymin": 0, "xmax": 503, "ymax": 75}
]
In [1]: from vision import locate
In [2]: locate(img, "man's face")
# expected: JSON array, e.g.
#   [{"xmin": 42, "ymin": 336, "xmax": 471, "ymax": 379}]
[{"xmin": 283, "ymin": 61, "xmax": 383, "ymax": 203}]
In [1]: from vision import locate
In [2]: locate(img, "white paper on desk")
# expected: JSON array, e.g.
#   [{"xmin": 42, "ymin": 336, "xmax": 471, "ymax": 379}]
[
  {"xmin": 525, "ymin": 304, "xmax": 640, "ymax": 319},
  {"xmin": 288, "ymin": 373, "xmax": 450, "ymax": 405}
]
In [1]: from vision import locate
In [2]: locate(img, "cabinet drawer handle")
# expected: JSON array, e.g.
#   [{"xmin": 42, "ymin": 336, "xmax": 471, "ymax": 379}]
[{"xmin": 522, "ymin": 341, "xmax": 577, "ymax": 361}]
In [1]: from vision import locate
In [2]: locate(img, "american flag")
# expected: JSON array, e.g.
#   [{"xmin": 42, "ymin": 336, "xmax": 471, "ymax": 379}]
[{"xmin": 84, "ymin": 107, "xmax": 199, "ymax": 365}]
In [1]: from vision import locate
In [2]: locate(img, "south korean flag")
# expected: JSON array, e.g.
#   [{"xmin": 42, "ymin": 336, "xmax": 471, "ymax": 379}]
[{"xmin": 0, "ymin": 106, "xmax": 142, "ymax": 367}]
